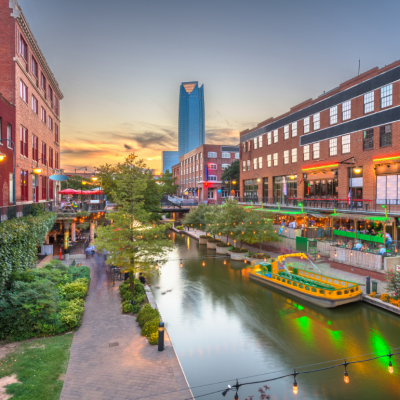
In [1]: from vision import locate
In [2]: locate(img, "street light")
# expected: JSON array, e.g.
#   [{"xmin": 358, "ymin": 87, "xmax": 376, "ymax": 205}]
[
  {"xmin": 33, "ymin": 158, "xmax": 49, "ymax": 201},
  {"xmin": 0, "ymin": 152, "xmax": 5, "ymax": 161},
  {"xmin": 0, "ymin": 139, "xmax": 16, "ymax": 205}
]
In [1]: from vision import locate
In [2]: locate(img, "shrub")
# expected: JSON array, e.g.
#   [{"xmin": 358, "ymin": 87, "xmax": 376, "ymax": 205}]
[
  {"xmin": 59, "ymin": 299, "xmax": 85, "ymax": 329},
  {"xmin": 136, "ymin": 307, "xmax": 160, "ymax": 328},
  {"xmin": 134, "ymin": 294, "xmax": 146, "ymax": 304},
  {"xmin": 199, "ymin": 235, "xmax": 211, "ymax": 238},
  {"xmin": 122, "ymin": 303, "xmax": 134, "ymax": 313},
  {"xmin": 385, "ymin": 270, "xmax": 400, "ymax": 297},
  {"xmin": 380, "ymin": 293, "xmax": 390, "ymax": 303},
  {"xmin": 369, "ymin": 292, "xmax": 377, "ymax": 298},
  {"xmin": 148, "ymin": 332, "xmax": 158, "ymax": 345},
  {"xmin": 208, "ymin": 238, "xmax": 221, "ymax": 243},
  {"xmin": 142, "ymin": 318, "xmax": 160, "ymax": 337},
  {"xmin": 230, "ymin": 248, "xmax": 248, "ymax": 253},
  {"xmin": 176, "ymin": 226, "xmax": 183, "ymax": 230},
  {"xmin": 132, "ymin": 304, "xmax": 141, "ymax": 314},
  {"xmin": 68, "ymin": 265, "xmax": 91, "ymax": 281},
  {"xmin": 62, "ymin": 280, "xmax": 88, "ymax": 300},
  {"xmin": 122, "ymin": 291, "xmax": 134, "ymax": 302},
  {"xmin": 133, "ymin": 279, "xmax": 145, "ymax": 295},
  {"xmin": 216, "ymin": 242, "xmax": 229, "ymax": 247},
  {"xmin": 252, "ymin": 253, "xmax": 271, "ymax": 259},
  {"xmin": 389, "ymin": 298, "xmax": 400, "ymax": 308}
]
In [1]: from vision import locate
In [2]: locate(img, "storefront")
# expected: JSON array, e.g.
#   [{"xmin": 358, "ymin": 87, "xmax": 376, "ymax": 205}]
[
  {"xmin": 263, "ymin": 178, "xmax": 268, "ymax": 202},
  {"xmin": 304, "ymin": 170, "xmax": 338, "ymax": 198},
  {"xmin": 243, "ymin": 179, "xmax": 258, "ymax": 200},
  {"xmin": 273, "ymin": 175, "xmax": 297, "ymax": 204},
  {"xmin": 375, "ymin": 163, "xmax": 400, "ymax": 204}
]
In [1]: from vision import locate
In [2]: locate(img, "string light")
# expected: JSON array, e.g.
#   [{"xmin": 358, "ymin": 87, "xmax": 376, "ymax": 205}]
[
  {"xmin": 293, "ymin": 371, "xmax": 298, "ymax": 395},
  {"xmin": 242, "ymin": 231, "xmax": 244, "ymax": 234},
  {"xmin": 244, "ymin": 259, "xmax": 247, "ymax": 264},
  {"xmin": 180, "ymin": 259, "xmax": 183, "ymax": 268},
  {"xmin": 223, "ymin": 258, "xmax": 227, "ymax": 265},
  {"xmin": 389, "ymin": 354, "xmax": 394, "ymax": 373},
  {"xmin": 202, "ymin": 258, "xmax": 205, "ymax": 266},
  {"xmin": 344, "ymin": 362, "xmax": 349, "ymax": 384}
]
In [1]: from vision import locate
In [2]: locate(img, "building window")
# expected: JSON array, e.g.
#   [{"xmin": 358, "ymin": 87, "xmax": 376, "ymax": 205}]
[
  {"xmin": 273, "ymin": 153, "xmax": 278, "ymax": 166},
  {"xmin": 342, "ymin": 134, "xmax": 350, "ymax": 153},
  {"xmin": 292, "ymin": 121, "xmax": 297, "ymax": 137},
  {"xmin": 258, "ymin": 156, "xmax": 262, "ymax": 169},
  {"xmin": 41, "ymin": 73, "xmax": 46, "ymax": 92},
  {"xmin": 200, "ymin": 152, "xmax": 202, "ymax": 159},
  {"xmin": 313, "ymin": 113, "xmax": 320, "ymax": 130},
  {"xmin": 283, "ymin": 150, "xmax": 289, "ymax": 164},
  {"xmin": 20, "ymin": 170, "xmax": 28, "ymax": 201},
  {"xmin": 32, "ymin": 96, "xmax": 38, "ymax": 114},
  {"xmin": 221, "ymin": 152, "xmax": 231, "ymax": 158},
  {"xmin": 303, "ymin": 145, "xmax": 310, "ymax": 161},
  {"xmin": 20, "ymin": 80, "xmax": 28, "ymax": 103},
  {"xmin": 9, "ymin": 173, "xmax": 14, "ymax": 203},
  {"xmin": 380, "ymin": 124, "xmax": 392, "ymax": 148},
  {"xmin": 20, "ymin": 36, "xmax": 27, "ymax": 60},
  {"xmin": 330, "ymin": 106, "xmax": 337, "ymax": 125},
  {"xmin": 273, "ymin": 130, "xmax": 278, "ymax": 143},
  {"xmin": 329, "ymin": 138, "xmax": 337, "ymax": 156},
  {"xmin": 196, "ymin": 176, "xmax": 199, "ymax": 182},
  {"xmin": 208, "ymin": 190, "xmax": 214, "ymax": 199},
  {"xmin": 54, "ymin": 97, "xmax": 59, "ymax": 116},
  {"xmin": 313, "ymin": 143, "xmax": 320, "ymax": 159},
  {"xmin": 48, "ymin": 116, "xmax": 53, "ymax": 131},
  {"xmin": 247, "ymin": 160, "xmax": 250, "ymax": 171},
  {"xmin": 221, "ymin": 190, "xmax": 228, "ymax": 198},
  {"xmin": 208, "ymin": 175, "xmax": 217, "ymax": 181},
  {"xmin": 208, "ymin": 164, "xmax": 217, "ymax": 170},
  {"xmin": 235, "ymin": 152, "xmax": 239, "ymax": 158},
  {"xmin": 304, "ymin": 117, "xmax": 310, "ymax": 134},
  {"xmin": 363, "ymin": 129, "xmax": 374, "ymax": 150},
  {"xmin": 253, "ymin": 158, "xmax": 257, "ymax": 169},
  {"xmin": 196, "ymin": 165, "xmax": 198, "ymax": 171},
  {"xmin": 200, "ymin": 175, "xmax": 202, "ymax": 181},
  {"xmin": 32, "ymin": 135, "xmax": 38, "ymax": 161},
  {"xmin": 222, "ymin": 164, "xmax": 230, "ymax": 170},
  {"xmin": 253, "ymin": 138, "xmax": 258, "ymax": 150},
  {"xmin": 195, "ymin": 154, "xmax": 198, "ymax": 160},
  {"xmin": 258, "ymin": 136, "xmax": 262, "ymax": 148},
  {"xmin": 7, "ymin": 124, "xmax": 12, "ymax": 149},
  {"xmin": 267, "ymin": 132, "xmax": 272, "ymax": 145},
  {"xmin": 41, "ymin": 141, "xmax": 47, "ymax": 162},
  {"xmin": 364, "ymin": 91, "xmax": 374, "ymax": 114},
  {"xmin": 242, "ymin": 161, "xmax": 246, "ymax": 172},
  {"xmin": 284, "ymin": 125, "xmax": 289, "ymax": 140},
  {"xmin": 55, "ymin": 152, "xmax": 59, "ymax": 169},
  {"xmin": 41, "ymin": 107, "xmax": 46, "ymax": 123},
  {"xmin": 48, "ymin": 86, "xmax": 53, "ymax": 105},
  {"xmin": 267, "ymin": 154, "xmax": 272, "ymax": 167},
  {"xmin": 49, "ymin": 147, "xmax": 53, "ymax": 168},
  {"xmin": 20, "ymin": 127, "xmax": 28, "ymax": 157},
  {"xmin": 342, "ymin": 100, "xmax": 351, "ymax": 121},
  {"xmin": 42, "ymin": 176, "xmax": 47, "ymax": 200},
  {"xmin": 31, "ymin": 57, "xmax": 38, "ymax": 78},
  {"xmin": 381, "ymin": 84, "xmax": 393, "ymax": 108},
  {"xmin": 242, "ymin": 142, "xmax": 246, "ymax": 153},
  {"xmin": 208, "ymin": 152, "xmax": 217, "ymax": 158},
  {"xmin": 291, "ymin": 148, "xmax": 297, "ymax": 163}
]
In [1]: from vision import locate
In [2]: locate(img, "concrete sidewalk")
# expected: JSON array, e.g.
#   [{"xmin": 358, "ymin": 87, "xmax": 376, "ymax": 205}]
[{"xmin": 60, "ymin": 256, "xmax": 191, "ymax": 400}]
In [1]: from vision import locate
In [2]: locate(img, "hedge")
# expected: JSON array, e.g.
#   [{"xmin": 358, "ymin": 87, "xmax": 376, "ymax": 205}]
[{"xmin": 0, "ymin": 211, "xmax": 57, "ymax": 292}]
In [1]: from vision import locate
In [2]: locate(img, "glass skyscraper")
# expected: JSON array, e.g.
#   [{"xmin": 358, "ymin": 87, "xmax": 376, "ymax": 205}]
[
  {"xmin": 178, "ymin": 81, "xmax": 205, "ymax": 156},
  {"xmin": 162, "ymin": 151, "xmax": 179, "ymax": 174}
]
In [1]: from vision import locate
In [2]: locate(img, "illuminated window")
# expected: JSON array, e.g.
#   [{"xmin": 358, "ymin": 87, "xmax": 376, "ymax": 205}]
[
  {"xmin": 313, "ymin": 113, "xmax": 320, "ymax": 130},
  {"xmin": 242, "ymin": 161, "xmax": 246, "ymax": 172},
  {"xmin": 291, "ymin": 148, "xmax": 297, "ymax": 163},
  {"xmin": 253, "ymin": 137, "xmax": 258, "ymax": 150},
  {"xmin": 313, "ymin": 143, "xmax": 320, "ymax": 159},
  {"xmin": 258, "ymin": 135, "xmax": 262, "ymax": 148},
  {"xmin": 283, "ymin": 150, "xmax": 289, "ymax": 164},
  {"xmin": 304, "ymin": 117, "xmax": 310, "ymax": 134},
  {"xmin": 273, "ymin": 130, "xmax": 278, "ymax": 143},
  {"xmin": 330, "ymin": 106, "xmax": 337, "ymax": 125},
  {"xmin": 292, "ymin": 121, "xmax": 297, "ymax": 137},
  {"xmin": 303, "ymin": 145, "xmax": 310, "ymax": 161},
  {"xmin": 342, "ymin": 134, "xmax": 350, "ymax": 153},
  {"xmin": 273, "ymin": 153, "xmax": 278, "ymax": 166},
  {"xmin": 183, "ymin": 83, "xmax": 196, "ymax": 94},
  {"xmin": 247, "ymin": 160, "xmax": 250, "ymax": 171},
  {"xmin": 364, "ymin": 91, "xmax": 374, "ymax": 113},
  {"xmin": 284, "ymin": 125, "xmax": 289, "ymax": 140},
  {"xmin": 208, "ymin": 164, "xmax": 217, "ymax": 170},
  {"xmin": 381, "ymin": 84, "xmax": 393, "ymax": 108},
  {"xmin": 253, "ymin": 158, "xmax": 257, "ymax": 169},
  {"xmin": 258, "ymin": 156, "xmax": 262, "ymax": 169},
  {"xmin": 267, "ymin": 154, "xmax": 272, "ymax": 167},
  {"xmin": 267, "ymin": 132, "xmax": 272, "ymax": 145}
]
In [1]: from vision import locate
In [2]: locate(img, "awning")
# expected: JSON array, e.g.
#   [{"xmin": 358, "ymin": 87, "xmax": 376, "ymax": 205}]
[
  {"xmin": 330, "ymin": 213, "xmax": 393, "ymax": 223},
  {"xmin": 254, "ymin": 208, "xmax": 306, "ymax": 215}
]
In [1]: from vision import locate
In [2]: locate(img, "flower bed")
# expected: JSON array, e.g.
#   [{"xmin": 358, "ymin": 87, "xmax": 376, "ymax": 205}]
[
  {"xmin": 230, "ymin": 248, "xmax": 248, "ymax": 253},
  {"xmin": 119, "ymin": 278, "xmax": 147, "ymax": 314},
  {"xmin": 208, "ymin": 238, "xmax": 221, "ymax": 243},
  {"xmin": 216, "ymin": 242, "xmax": 229, "ymax": 247},
  {"xmin": 251, "ymin": 253, "xmax": 271, "ymax": 259},
  {"xmin": 207, "ymin": 238, "xmax": 221, "ymax": 249},
  {"xmin": 199, "ymin": 235, "xmax": 211, "ymax": 238}
]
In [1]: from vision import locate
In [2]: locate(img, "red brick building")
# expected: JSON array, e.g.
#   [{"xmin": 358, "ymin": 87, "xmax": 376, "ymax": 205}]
[
  {"xmin": 240, "ymin": 60, "xmax": 400, "ymax": 215},
  {"xmin": 172, "ymin": 144, "xmax": 239, "ymax": 203},
  {"xmin": 0, "ymin": 0, "xmax": 63, "ymax": 206}
]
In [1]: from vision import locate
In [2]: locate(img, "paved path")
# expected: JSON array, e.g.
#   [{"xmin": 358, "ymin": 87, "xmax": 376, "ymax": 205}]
[{"xmin": 60, "ymin": 256, "xmax": 191, "ymax": 400}]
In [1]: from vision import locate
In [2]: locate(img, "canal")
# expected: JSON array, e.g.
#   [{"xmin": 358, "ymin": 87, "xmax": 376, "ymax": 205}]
[{"xmin": 149, "ymin": 232, "xmax": 400, "ymax": 400}]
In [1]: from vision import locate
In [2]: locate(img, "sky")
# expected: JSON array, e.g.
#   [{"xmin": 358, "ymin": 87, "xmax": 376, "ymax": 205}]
[{"xmin": 18, "ymin": 0, "xmax": 400, "ymax": 173}]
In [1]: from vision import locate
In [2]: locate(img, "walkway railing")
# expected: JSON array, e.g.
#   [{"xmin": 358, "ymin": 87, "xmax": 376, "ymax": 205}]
[{"xmin": 0, "ymin": 201, "xmax": 57, "ymax": 223}]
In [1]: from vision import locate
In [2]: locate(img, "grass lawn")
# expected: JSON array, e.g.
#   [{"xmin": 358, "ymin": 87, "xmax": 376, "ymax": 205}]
[{"xmin": 0, "ymin": 334, "xmax": 73, "ymax": 400}]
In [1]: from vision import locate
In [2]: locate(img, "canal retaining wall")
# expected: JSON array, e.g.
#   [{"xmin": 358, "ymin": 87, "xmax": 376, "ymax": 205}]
[{"xmin": 362, "ymin": 294, "xmax": 400, "ymax": 316}]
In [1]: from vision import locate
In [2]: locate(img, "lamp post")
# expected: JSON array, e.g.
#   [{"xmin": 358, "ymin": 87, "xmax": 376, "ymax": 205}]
[
  {"xmin": 0, "ymin": 139, "xmax": 16, "ymax": 205},
  {"xmin": 33, "ymin": 158, "xmax": 49, "ymax": 201}
]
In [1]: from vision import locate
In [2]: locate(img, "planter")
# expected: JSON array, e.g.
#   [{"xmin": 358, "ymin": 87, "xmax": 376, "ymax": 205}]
[
  {"xmin": 207, "ymin": 241, "xmax": 218, "ymax": 249},
  {"xmin": 199, "ymin": 237, "xmax": 210, "ymax": 245},
  {"xmin": 216, "ymin": 245, "xmax": 231, "ymax": 254},
  {"xmin": 227, "ymin": 250, "xmax": 249, "ymax": 260}
]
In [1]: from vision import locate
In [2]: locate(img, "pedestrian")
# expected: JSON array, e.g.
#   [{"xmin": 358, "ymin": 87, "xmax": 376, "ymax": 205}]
[
  {"xmin": 139, "ymin": 272, "xmax": 146, "ymax": 285},
  {"xmin": 86, "ymin": 246, "xmax": 92, "ymax": 259}
]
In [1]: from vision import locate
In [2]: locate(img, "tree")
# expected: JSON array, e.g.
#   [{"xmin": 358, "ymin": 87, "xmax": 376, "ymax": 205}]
[
  {"xmin": 205, "ymin": 205, "xmax": 222, "ymax": 238},
  {"xmin": 215, "ymin": 199, "xmax": 247, "ymax": 245},
  {"xmin": 158, "ymin": 169, "xmax": 179, "ymax": 196},
  {"xmin": 182, "ymin": 204, "xmax": 209, "ymax": 230},
  {"xmin": 61, "ymin": 175, "xmax": 92, "ymax": 191},
  {"xmin": 221, "ymin": 160, "xmax": 240, "ymax": 194},
  {"xmin": 95, "ymin": 154, "xmax": 173, "ymax": 291},
  {"xmin": 94, "ymin": 163, "xmax": 118, "ymax": 202}
]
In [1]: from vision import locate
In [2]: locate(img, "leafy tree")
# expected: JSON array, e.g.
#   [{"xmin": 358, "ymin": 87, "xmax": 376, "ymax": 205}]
[
  {"xmin": 158, "ymin": 169, "xmax": 179, "ymax": 196},
  {"xmin": 182, "ymin": 204, "xmax": 209, "ymax": 230},
  {"xmin": 216, "ymin": 199, "xmax": 248, "ymax": 244},
  {"xmin": 205, "ymin": 205, "xmax": 222, "ymax": 238},
  {"xmin": 221, "ymin": 160, "xmax": 240, "ymax": 194},
  {"xmin": 61, "ymin": 175, "xmax": 92, "ymax": 191},
  {"xmin": 95, "ymin": 154, "xmax": 173, "ymax": 291},
  {"xmin": 94, "ymin": 163, "xmax": 118, "ymax": 202}
]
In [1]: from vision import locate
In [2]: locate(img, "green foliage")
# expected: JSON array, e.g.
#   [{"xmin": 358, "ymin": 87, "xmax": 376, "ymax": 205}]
[
  {"xmin": 61, "ymin": 175, "xmax": 92, "ymax": 191},
  {"xmin": 158, "ymin": 170, "xmax": 179, "ymax": 196},
  {"xmin": 132, "ymin": 303, "xmax": 141, "ymax": 313},
  {"xmin": 176, "ymin": 226, "xmax": 183, "ymax": 230},
  {"xmin": 182, "ymin": 204, "xmax": 210, "ymax": 230},
  {"xmin": 122, "ymin": 290, "xmax": 134, "ymax": 301},
  {"xmin": 0, "ymin": 264, "xmax": 90, "ymax": 341},
  {"xmin": 0, "ymin": 211, "xmax": 57, "ymax": 292},
  {"xmin": 220, "ymin": 160, "xmax": 240, "ymax": 187},
  {"xmin": 94, "ymin": 163, "xmax": 118, "ymax": 202},
  {"xmin": 119, "ymin": 279, "xmax": 146, "ymax": 314},
  {"xmin": 95, "ymin": 154, "xmax": 173, "ymax": 274},
  {"xmin": 148, "ymin": 332, "xmax": 158, "ymax": 345},
  {"xmin": 122, "ymin": 303, "xmax": 134, "ymax": 313},
  {"xmin": 0, "ymin": 334, "xmax": 73, "ymax": 400},
  {"xmin": 134, "ymin": 293, "xmax": 146, "ymax": 304},
  {"xmin": 142, "ymin": 318, "xmax": 160, "ymax": 337},
  {"xmin": 76, "ymin": 210, "xmax": 90, "ymax": 217},
  {"xmin": 230, "ymin": 248, "xmax": 249, "ymax": 253},
  {"xmin": 136, "ymin": 306, "xmax": 160, "ymax": 328},
  {"xmin": 385, "ymin": 270, "xmax": 400, "ymax": 297}
]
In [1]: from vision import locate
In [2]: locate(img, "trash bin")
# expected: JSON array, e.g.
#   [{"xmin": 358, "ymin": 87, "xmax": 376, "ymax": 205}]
[
  {"xmin": 124, "ymin": 272, "xmax": 129, "ymax": 281},
  {"xmin": 372, "ymin": 280, "xmax": 378, "ymax": 293}
]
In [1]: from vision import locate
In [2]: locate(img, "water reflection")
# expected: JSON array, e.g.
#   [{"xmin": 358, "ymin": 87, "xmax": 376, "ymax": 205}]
[{"xmin": 149, "ymin": 233, "xmax": 400, "ymax": 400}]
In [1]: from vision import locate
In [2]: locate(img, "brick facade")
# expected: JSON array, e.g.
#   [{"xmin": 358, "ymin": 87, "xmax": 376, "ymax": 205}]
[
  {"xmin": 239, "ymin": 60, "xmax": 400, "ymax": 214},
  {"xmin": 0, "ymin": 0, "xmax": 63, "ymax": 205},
  {"xmin": 171, "ymin": 144, "xmax": 239, "ymax": 203}
]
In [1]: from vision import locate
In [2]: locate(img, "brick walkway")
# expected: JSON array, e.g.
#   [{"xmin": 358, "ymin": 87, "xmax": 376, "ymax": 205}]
[{"xmin": 60, "ymin": 256, "xmax": 191, "ymax": 400}]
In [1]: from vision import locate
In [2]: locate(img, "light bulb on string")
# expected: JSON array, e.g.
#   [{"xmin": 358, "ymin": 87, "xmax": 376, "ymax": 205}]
[
  {"xmin": 244, "ymin": 259, "xmax": 247, "ymax": 264},
  {"xmin": 389, "ymin": 355, "xmax": 394, "ymax": 373},
  {"xmin": 180, "ymin": 259, "xmax": 183, "ymax": 268},
  {"xmin": 344, "ymin": 362, "xmax": 349, "ymax": 384},
  {"xmin": 223, "ymin": 258, "xmax": 227, "ymax": 265},
  {"xmin": 202, "ymin": 258, "xmax": 205, "ymax": 266}
]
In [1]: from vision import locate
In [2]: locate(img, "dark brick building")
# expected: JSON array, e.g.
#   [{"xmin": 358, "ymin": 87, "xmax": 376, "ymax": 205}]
[
  {"xmin": 172, "ymin": 144, "xmax": 239, "ymax": 203},
  {"xmin": 239, "ymin": 60, "xmax": 400, "ymax": 214},
  {"xmin": 0, "ymin": 0, "xmax": 63, "ymax": 206}
]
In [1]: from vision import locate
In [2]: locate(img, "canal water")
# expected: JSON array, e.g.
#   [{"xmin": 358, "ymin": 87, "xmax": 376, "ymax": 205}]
[{"xmin": 148, "ymin": 232, "xmax": 400, "ymax": 400}]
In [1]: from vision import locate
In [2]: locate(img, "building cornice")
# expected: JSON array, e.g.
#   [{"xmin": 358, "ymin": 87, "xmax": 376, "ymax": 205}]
[
  {"xmin": 13, "ymin": 4, "xmax": 64, "ymax": 100},
  {"xmin": 15, "ymin": 58, "xmax": 61, "ymax": 123}
]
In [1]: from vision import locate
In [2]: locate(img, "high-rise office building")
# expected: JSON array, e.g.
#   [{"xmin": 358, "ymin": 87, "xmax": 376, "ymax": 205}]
[
  {"xmin": 162, "ymin": 151, "xmax": 179, "ymax": 174},
  {"xmin": 178, "ymin": 81, "xmax": 205, "ymax": 156}
]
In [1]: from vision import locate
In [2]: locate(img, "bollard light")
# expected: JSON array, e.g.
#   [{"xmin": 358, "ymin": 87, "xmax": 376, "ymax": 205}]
[{"xmin": 158, "ymin": 322, "xmax": 165, "ymax": 351}]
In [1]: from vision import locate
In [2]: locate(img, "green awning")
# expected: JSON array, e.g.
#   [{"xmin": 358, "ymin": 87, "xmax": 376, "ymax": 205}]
[
  {"xmin": 254, "ymin": 208, "xmax": 306, "ymax": 215},
  {"xmin": 330, "ymin": 213, "xmax": 392, "ymax": 223}
]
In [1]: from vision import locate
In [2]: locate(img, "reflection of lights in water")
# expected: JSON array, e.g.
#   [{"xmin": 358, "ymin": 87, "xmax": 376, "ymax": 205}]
[{"xmin": 198, "ymin": 348, "xmax": 203, "ymax": 357}]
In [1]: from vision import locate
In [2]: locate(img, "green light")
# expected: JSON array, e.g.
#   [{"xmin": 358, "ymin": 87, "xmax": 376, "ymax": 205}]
[
  {"xmin": 298, "ymin": 305, "xmax": 304, "ymax": 310},
  {"xmin": 327, "ymin": 321, "xmax": 332, "ymax": 325}
]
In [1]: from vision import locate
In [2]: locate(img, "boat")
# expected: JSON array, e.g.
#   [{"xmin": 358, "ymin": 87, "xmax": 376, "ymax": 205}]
[{"xmin": 249, "ymin": 253, "xmax": 362, "ymax": 308}]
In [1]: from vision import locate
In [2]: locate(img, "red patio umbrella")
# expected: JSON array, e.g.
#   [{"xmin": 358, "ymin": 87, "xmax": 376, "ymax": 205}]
[{"xmin": 59, "ymin": 188, "xmax": 78, "ymax": 195}]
